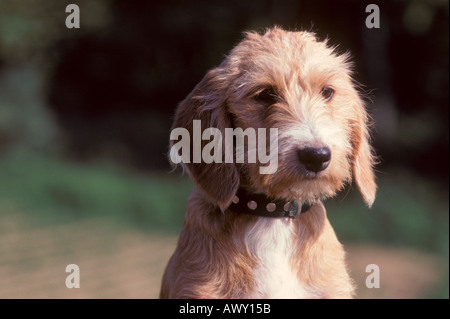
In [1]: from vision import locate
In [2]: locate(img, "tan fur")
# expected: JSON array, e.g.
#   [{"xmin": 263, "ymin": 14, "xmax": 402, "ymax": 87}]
[{"xmin": 160, "ymin": 27, "xmax": 376, "ymax": 299}]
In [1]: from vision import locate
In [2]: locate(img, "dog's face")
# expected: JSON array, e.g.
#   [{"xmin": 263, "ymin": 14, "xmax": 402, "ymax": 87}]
[{"xmin": 171, "ymin": 27, "xmax": 376, "ymax": 210}]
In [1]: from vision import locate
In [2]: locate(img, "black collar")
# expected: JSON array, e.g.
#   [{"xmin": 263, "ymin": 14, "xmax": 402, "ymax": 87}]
[{"xmin": 228, "ymin": 188, "xmax": 312, "ymax": 219}]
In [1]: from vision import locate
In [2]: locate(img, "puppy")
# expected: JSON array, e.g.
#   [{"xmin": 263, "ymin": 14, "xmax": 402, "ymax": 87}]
[{"xmin": 160, "ymin": 27, "xmax": 376, "ymax": 299}]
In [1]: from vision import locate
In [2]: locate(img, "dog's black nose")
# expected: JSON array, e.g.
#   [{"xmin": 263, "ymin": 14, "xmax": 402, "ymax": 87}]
[{"xmin": 297, "ymin": 147, "xmax": 331, "ymax": 173}]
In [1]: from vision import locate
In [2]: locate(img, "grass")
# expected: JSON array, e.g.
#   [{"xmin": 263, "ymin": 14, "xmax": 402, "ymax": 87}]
[
  {"xmin": 0, "ymin": 148, "xmax": 448, "ymax": 298},
  {"xmin": 327, "ymin": 169, "xmax": 449, "ymax": 255},
  {"xmin": 1, "ymin": 149, "xmax": 448, "ymax": 249},
  {"xmin": 0, "ymin": 149, "xmax": 193, "ymax": 233}
]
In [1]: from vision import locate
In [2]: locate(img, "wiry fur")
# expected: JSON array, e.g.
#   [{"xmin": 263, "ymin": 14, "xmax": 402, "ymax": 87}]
[{"xmin": 160, "ymin": 27, "xmax": 376, "ymax": 299}]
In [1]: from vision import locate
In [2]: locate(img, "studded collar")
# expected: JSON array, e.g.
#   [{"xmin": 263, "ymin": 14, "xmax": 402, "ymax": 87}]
[{"xmin": 228, "ymin": 188, "xmax": 312, "ymax": 219}]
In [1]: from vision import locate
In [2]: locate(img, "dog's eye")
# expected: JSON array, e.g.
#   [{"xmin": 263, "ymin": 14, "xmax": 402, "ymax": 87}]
[
  {"xmin": 321, "ymin": 87, "xmax": 334, "ymax": 101},
  {"xmin": 254, "ymin": 87, "xmax": 278, "ymax": 105}
]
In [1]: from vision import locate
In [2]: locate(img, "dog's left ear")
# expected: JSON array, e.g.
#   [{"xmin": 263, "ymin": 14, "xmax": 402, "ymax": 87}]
[{"xmin": 350, "ymin": 95, "xmax": 377, "ymax": 207}]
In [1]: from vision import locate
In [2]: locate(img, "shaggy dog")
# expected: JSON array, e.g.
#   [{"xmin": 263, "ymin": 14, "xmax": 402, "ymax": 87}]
[{"xmin": 160, "ymin": 27, "xmax": 376, "ymax": 299}]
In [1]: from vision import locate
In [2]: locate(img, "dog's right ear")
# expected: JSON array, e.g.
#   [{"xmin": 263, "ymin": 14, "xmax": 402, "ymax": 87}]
[
  {"xmin": 169, "ymin": 68, "xmax": 240, "ymax": 210},
  {"xmin": 350, "ymin": 95, "xmax": 377, "ymax": 208}
]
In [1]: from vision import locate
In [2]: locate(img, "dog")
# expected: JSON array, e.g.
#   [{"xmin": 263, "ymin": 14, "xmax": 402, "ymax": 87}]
[{"xmin": 160, "ymin": 27, "xmax": 376, "ymax": 299}]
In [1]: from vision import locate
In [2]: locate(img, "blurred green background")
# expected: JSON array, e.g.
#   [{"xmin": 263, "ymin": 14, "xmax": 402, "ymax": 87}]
[{"xmin": 0, "ymin": 0, "xmax": 448, "ymax": 298}]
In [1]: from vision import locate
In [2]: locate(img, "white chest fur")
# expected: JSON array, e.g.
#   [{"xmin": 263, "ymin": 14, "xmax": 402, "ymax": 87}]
[{"xmin": 244, "ymin": 218, "xmax": 319, "ymax": 299}]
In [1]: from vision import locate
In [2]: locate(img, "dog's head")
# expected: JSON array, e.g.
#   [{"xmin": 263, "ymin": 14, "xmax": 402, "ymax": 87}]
[{"xmin": 170, "ymin": 27, "xmax": 376, "ymax": 210}]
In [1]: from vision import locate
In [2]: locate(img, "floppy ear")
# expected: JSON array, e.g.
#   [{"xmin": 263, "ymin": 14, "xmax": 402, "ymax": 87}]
[
  {"xmin": 169, "ymin": 68, "xmax": 240, "ymax": 210},
  {"xmin": 350, "ymin": 95, "xmax": 377, "ymax": 207}
]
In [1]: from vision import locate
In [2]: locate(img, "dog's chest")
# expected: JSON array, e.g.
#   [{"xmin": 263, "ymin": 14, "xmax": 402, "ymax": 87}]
[{"xmin": 244, "ymin": 219, "xmax": 318, "ymax": 299}]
